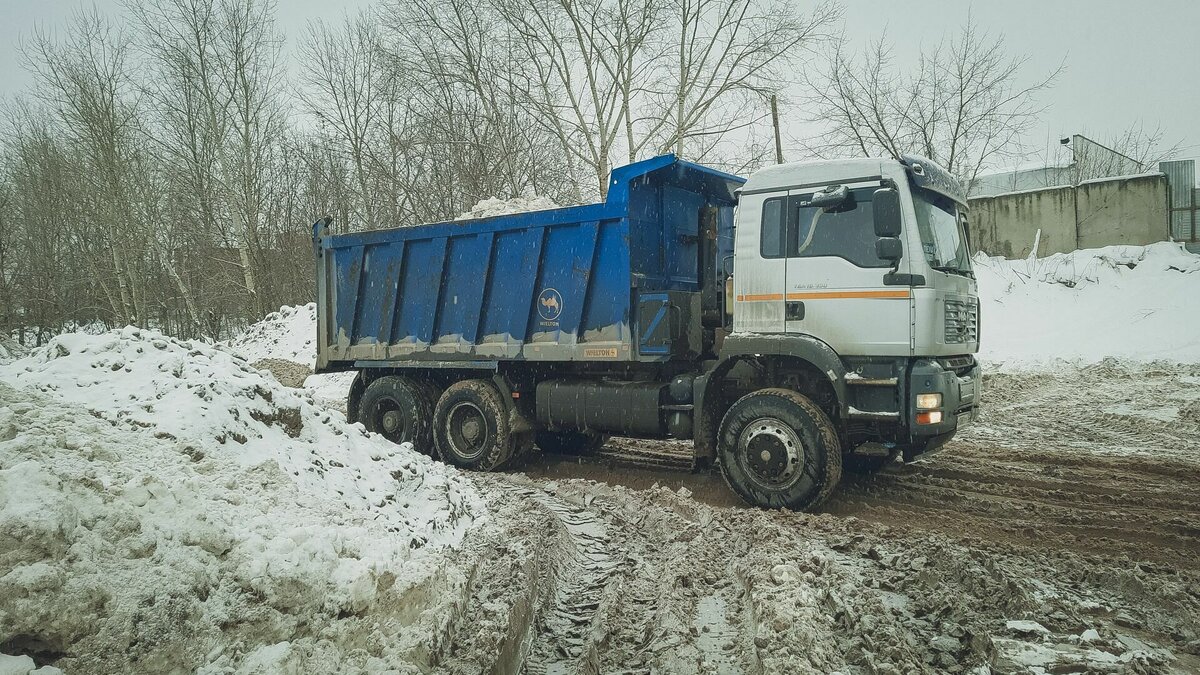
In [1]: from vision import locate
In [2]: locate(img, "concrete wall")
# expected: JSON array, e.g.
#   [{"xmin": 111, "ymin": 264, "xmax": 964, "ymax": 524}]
[
  {"xmin": 1077, "ymin": 174, "xmax": 1171, "ymax": 249},
  {"xmin": 967, "ymin": 173, "xmax": 1170, "ymax": 258},
  {"xmin": 969, "ymin": 185, "xmax": 1077, "ymax": 258}
]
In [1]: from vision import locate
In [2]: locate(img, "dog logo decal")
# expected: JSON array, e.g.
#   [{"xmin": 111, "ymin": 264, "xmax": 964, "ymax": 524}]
[{"xmin": 538, "ymin": 288, "xmax": 563, "ymax": 322}]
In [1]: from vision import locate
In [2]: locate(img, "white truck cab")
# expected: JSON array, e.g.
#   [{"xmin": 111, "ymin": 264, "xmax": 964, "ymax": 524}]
[
  {"xmin": 710, "ymin": 155, "xmax": 980, "ymax": 501},
  {"xmin": 735, "ymin": 155, "xmax": 978, "ymax": 356}
]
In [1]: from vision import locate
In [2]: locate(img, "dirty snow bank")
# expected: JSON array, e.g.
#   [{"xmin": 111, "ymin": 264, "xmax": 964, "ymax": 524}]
[
  {"xmin": 455, "ymin": 193, "xmax": 560, "ymax": 220},
  {"xmin": 0, "ymin": 328, "xmax": 484, "ymax": 673},
  {"xmin": 976, "ymin": 242, "xmax": 1200, "ymax": 369}
]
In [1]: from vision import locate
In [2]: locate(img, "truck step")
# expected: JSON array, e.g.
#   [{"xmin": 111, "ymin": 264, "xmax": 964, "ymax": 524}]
[{"xmin": 844, "ymin": 376, "xmax": 898, "ymax": 387}]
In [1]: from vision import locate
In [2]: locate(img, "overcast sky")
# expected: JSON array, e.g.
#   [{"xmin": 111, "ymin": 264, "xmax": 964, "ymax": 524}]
[{"xmin": 2, "ymin": 0, "xmax": 1197, "ymax": 175}]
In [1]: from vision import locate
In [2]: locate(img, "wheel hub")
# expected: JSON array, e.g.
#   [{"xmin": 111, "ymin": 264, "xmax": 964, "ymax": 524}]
[
  {"xmin": 739, "ymin": 418, "xmax": 803, "ymax": 489},
  {"xmin": 381, "ymin": 409, "xmax": 403, "ymax": 434},
  {"xmin": 461, "ymin": 417, "xmax": 482, "ymax": 444},
  {"xmin": 447, "ymin": 402, "xmax": 489, "ymax": 459}
]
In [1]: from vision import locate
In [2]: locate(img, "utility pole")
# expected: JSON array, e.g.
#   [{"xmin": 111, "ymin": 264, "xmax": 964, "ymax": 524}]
[{"xmin": 770, "ymin": 94, "xmax": 783, "ymax": 164}]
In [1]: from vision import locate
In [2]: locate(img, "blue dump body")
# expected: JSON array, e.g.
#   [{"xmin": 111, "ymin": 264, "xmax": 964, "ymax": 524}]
[{"xmin": 313, "ymin": 154, "xmax": 744, "ymax": 371}]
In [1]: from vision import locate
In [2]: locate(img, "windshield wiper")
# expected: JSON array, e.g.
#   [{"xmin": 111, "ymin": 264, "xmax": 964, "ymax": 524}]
[{"xmin": 931, "ymin": 264, "xmax": 973, "ymax": 278}]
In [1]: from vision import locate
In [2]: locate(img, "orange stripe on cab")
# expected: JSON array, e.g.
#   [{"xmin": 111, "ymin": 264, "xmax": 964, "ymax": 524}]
[
  {"xmin": 736, "ymin": 290, "xmax": 911, "ymax": 302},
  {"xmin": 785, "ymin": 290, "xmax": 911, "ymax": 300}
]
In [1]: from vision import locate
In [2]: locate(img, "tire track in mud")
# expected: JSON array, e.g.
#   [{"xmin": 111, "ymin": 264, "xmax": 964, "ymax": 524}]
[
  {"xmin": 438, "ymin": 363, "xmax": 1200, "ymax": 672},
  {"xmin": 452, "ymin": 476, "xmax": 764, "ymax": 674},
  {"xmin": 503, "ymin": 484, "xmax": 621, "ymax": 675},
  {"xmin": 447, "ymin": 472, "xmax": 1199, "ymax": 673}
]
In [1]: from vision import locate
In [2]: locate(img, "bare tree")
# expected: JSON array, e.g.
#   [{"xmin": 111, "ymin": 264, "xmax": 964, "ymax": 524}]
[
  {"xmin": 804, "ymin": 16, "xmax": 1061, "ymax": 183},
  {"xmin": 298, "ymin": 11, "xmax": 388, "ymax": 230},
  {"xmin": 658, "ymin": 0, "xmax": 839, "ymax": 161},
  {"xmin": 380, "ymin": 0, "xmax": 583, "ymax": 209},
  {"xmin": 128, "ymin": 0, "xmax": 285, "ymax": 320},
  {"xmin": 25, "ymin": 10, "xmax": 150, "ymax": 326}
]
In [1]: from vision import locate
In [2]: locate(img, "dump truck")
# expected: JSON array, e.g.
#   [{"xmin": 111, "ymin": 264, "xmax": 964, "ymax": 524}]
[{"xmin": 312, "ymin": 153, "xmax": 980, "ymax": 510}]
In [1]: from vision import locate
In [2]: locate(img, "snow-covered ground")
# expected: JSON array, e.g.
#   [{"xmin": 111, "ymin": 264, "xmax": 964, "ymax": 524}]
[
  {"xmin": 221, "ymin": 303, "xmax": 354, "ymax": 411},
  {"xmin": 0, "ymin": 328, "xmax": 483, "ymax": 672},
  {"xmin": 975, "ymin": 242, "xmax": 1200, "ymax": 369}
]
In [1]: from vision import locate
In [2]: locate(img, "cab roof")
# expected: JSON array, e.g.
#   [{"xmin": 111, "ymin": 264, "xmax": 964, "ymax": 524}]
[
  {"xmin": 741, "ymin": 158, "xmax": 894, "ymax": 195},
  {"xmin": 740, "ymin": 155, "xmax": 968, "ymax": 206}
]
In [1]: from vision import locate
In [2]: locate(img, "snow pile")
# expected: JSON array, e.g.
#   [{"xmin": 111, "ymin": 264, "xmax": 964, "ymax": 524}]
[
  {"xmin": 976, "ymin": 242, "xmax": 1200, "ymax": 369},
  {"xmin": 224, "ymin": 303, "xmax": 355, "ymax": 408},
  {"xmin": 225, "ymin": 303, "xmax": 317, "ymax": 367},
  {"xmin": 0, "ymin": 328, "xmax": 484, "ymax": 672},
  {"xmin": 456, "ymin": 193, "xmax": 560, "ymax": 221}
]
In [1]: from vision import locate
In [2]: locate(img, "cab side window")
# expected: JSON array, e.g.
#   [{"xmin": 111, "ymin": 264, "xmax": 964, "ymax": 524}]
[
  {"xmin": 760, "ymin": 187, "xmax": 889, "ymax": 268},
  {"xmin": 760, "ymin": 198, "xmax": 786, "ymax": 258}
]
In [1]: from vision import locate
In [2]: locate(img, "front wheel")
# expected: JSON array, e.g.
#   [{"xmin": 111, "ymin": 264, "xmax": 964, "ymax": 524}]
[{"xmin": 717, "ymin": 388, "xmax": 842, "ymax": 511}]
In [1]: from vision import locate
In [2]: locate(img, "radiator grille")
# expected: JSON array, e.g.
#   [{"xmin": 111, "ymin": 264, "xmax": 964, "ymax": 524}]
[{"xmin": 944, "ymin": 297, "xmax": 978, "ymax": 344}]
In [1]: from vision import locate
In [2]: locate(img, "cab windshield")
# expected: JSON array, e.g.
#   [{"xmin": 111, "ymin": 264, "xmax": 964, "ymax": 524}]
[{"xmin": 912, "ymin": 188, "xmax": 972, "ymax": 276}]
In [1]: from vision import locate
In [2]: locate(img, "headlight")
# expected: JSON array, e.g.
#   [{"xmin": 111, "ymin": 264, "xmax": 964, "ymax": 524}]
[{"xmin": 916, "ymin": 393, "xmax": 943, "ymax": 410}]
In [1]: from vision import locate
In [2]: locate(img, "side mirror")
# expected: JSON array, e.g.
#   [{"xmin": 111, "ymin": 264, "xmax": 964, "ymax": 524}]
[
  {"xmin": 721, "ymin": 254, "xmax": 735, "ymax": 278},
  {"xmin": 872, "ymin": 188, "xmax": 902, "ymax": 237},
  {"xmin": 808, "ymin": 185, "xmax": 849, "ymax": 208},
  {"xmin": 876, "ymin": 237, "xmax": 903, "ymax": 261}
]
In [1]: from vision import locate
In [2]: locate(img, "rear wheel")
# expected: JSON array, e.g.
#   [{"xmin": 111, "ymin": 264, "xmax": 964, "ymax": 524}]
[
  {"xmin": 717, "ymin": 388, "xmax": 842, "ymax": 511},
  {"xmin": 346, "ymin": 372, "xmax": 368, "ymax": 424},
  {"xmin": 535, "ymin": 429, "xmax": 609, "ymax": 455},
  {"xmin": 433, "ymin": 379, "xmax": 516, "ymax": 471},
  {"xmin": 359, "ymin": 376, "xmax": 436, "ymax": 455}
]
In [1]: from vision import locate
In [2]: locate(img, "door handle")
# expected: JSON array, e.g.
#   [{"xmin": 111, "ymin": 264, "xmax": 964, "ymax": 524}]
[{"xmin": 785, "ymin": 300, "xmax": 805, "ymax": 321}]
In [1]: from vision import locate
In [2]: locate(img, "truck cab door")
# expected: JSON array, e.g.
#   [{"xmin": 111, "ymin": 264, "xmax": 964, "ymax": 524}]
[
  {"xmin": 732, "ymin": 193, "xmax": 788, "ymax": 333},
  {"xmin": 780, "ymin": 183, "xmax": 912, "ymax": 357}
]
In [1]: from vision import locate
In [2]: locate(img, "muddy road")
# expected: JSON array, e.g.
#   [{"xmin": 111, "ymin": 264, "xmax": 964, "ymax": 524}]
[{"xmin": 433, "ymin": 362, "xmax": 1200, "ymax": 673}]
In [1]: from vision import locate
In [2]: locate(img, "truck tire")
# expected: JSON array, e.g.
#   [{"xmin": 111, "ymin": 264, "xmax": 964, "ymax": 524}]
[
  {"xmin": 717, "ymin": 388, "xmax": 842, "ymax": 511},
  {"xmin": 535, "ymin": 430, "xmax": 609, "ymax": 455},
  {"xmin": 359, "ymin": 376, "xmax": 436, "ymax": 455},
  {"xmin": 433, "ymin": 379, "xmax": 515, "ymax": 471},
  {"xmin": 346, "ymin": 371, "xmax": 369, "ymax": 424}
]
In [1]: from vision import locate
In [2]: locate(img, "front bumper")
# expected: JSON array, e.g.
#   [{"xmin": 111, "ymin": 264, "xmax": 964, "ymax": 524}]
[{"xmin": 908, "ymin": 357, "xmax": 981, "ymax": 441}]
